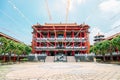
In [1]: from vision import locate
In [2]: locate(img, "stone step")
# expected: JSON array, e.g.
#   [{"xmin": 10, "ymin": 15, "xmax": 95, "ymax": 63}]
[
  {"xmin": 45, "ymin": 56, "xmax": 54, "ymax": 62},
  {"xmin": 67, "ymin": 56, "xmax": 76, "ymax": 62}
]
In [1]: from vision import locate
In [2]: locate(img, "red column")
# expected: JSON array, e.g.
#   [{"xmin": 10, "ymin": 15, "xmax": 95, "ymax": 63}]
[
  {"xmin": 54, "ymin": 31, "xmax": 57, "ymax": 49},
  {"xmin": 35, "ymin": 32, "xmax": 37, "ymax": 54},
  {"xmin": 40, "ymin": 31, "xmax": 42, "ymax": 54},
  {"xmin": 72, "ymin": 31, "xmax": 74, "ymax": 48},
  {"xmin": 72, "ymin": 31, "xmax": 74, "ymax": 55},
  {"xmin": 72, "ymin": 31, "xmax": 74, "ymax": 38},
  {"xmin": 80, "ymin": 31, "xmax": 82, "ymax": 54},
  {"xmin": 54, "ymin": 31, "xmax": 57, "ymax": 39},
  {"xmin": 47, "ymin": 31, "xmax": 50, "ymax": 56},
  {"xmin": 47, "ymin": 32, "xmax": 50, "ymax": 48},
  {"xmin": 55, "ymin": 42, "xmax": 56, "ymax": 48},
  {"xmin": 54, "ymin": 51, "xmax": 56, "ymax": 55},
  {"xmin": 64, "ymin": 31, "xmax": 66, "ymax": 48},
  {"xmin": 36, "ymin": 32, "xmax": 37, "ymax": 38},
  {"xmin": 84, "ymin": 32, "xmax": 87, "ymax": 54},
  {"xmin": 47, "ymin": 31, "xmax": 50, "ymax": 38},
  {"xmin": 64, "ymin": 42, "xmax": 66, "ymax": 48},
  {"xmin": 72, "ymin": 51, "xmax": 75, "ymax": 56},
  {"xmin": 64, "ymin": 30, "xmax": 66, "ymax": 39},
  {"xmin": 64, "ymin": 51, "xmax": 67, "ymax": 55},
  {"xmin": 39, "ymin": 51, "xmax": 41, "ymax": 54},
  {"xmin": 46, "ymin": 51, "xmax": 48, "ymax": 56}
]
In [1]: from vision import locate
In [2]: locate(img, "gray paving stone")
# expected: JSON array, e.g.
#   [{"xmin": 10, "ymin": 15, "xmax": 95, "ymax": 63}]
[{"xmin": 0, "ymin": 62, "xmax": 120, "ymax": 80}]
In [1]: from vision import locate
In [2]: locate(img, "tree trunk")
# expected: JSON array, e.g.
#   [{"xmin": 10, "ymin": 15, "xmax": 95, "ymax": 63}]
[
  {"xmin": 116, "ymin": 51, "xmax": 119, "ymax": 61},
  {"xmin": 14, "ymin": 53, "xmax": 16, "ymax": 63},
  {"xmin": 17, "ymin": 55, "xmax": 20, "ymax": 63},
  {"xmin": 0, "ymin": 54, "xmax": 1, "ymax": 65},
  {"xmin": 118, "ymin": 51, "xmax": 120, "ymax": 61},
  {"xmin": 103, "ymin": 54, "xmax": 106, "ymax": 62},
  {"xmin": 8, "ymin": 52, "xmax": 11, "ymax": 63},
  {"xmin": 3, "ymin": 53, "xmax": 6, "ymax": 62},
  {"xmin": 110, "ymin": 52, "xmax": 113, "ymax": 61}
]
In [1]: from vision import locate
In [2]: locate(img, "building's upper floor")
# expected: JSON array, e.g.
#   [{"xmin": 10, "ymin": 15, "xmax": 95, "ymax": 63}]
[
  {"xmin": 94, "ymin": 33, "xmax": 105, "ymax": 44},
  {"xmin": 32, "ymin": 23, "xmax": 90, "ymax": 31},
  {"xmin": 32, "ymin": 23, "xmax": 90, "ymax": 39}
]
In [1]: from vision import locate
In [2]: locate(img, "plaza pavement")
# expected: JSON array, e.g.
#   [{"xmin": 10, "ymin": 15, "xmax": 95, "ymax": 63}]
[{"xmin": 0, "ymin": 62, "xmax": 120, "ymax": 80}]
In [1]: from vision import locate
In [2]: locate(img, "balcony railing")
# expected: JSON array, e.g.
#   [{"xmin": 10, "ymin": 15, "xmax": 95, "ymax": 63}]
[
  {"xmin": 35, "ymin": 46, "xmax": 87, "ymax": 51},
  {"xmin": 35, "ymin": 38, "xmax": 86, "ymax": 42}
]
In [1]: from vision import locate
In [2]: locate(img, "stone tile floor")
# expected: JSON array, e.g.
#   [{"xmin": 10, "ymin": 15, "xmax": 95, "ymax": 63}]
[{"xmin": 0, "ymin": 62, "xmax": 120, "ymax": 80}]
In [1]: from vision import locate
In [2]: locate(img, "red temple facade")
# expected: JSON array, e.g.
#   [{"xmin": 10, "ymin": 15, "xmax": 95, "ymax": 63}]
[{"xmin": 32, "ymin": 23, "xmax": 90, "ymax": 56}]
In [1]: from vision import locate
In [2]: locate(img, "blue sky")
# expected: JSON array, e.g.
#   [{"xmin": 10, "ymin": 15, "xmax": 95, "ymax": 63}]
[{"xmin": 0, "ymin": 0, "xmax": 120, "ymax": 45}]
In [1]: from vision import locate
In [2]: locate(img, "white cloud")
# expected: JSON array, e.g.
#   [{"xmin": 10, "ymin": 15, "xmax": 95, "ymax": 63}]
[
  {"xmin": 70, "ymin": 0, "xmax": 86, "ymax": 11},
  {"xmin": 47, "ymin": 0, "xmax": 86, "ymax": 21},
  {"xmin": 90, "ymin": 27, "xmax": 104, "ymax": 45},
  {"xmin": 99, "ymin": 0, "xmax": 120, "ymax": 13},
  {"xmin": 58, "ymin": 0, "xmax": 86, "ymax": 11},
  {"xmin": 77, "ymin": 0, "xmax": 86, "ymax": 4}
]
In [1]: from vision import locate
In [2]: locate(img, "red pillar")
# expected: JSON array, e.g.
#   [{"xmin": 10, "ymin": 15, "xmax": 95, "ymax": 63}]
[
  {"xmin": 55, "ymin": 32, "xmax": 57, "ymax": 39},
  {"xmin": 72, "ymin": 31, "xmax": 74, "ymax": 48},
  {"xmin": 65, "ymin": 51, "xmax": 67, "ymax": 55},
  {"xmin": 54, "ymin": 51, "xmax": 56, "ymax": 55},
  {"xmin": 84, "ymin": 31, "xmax": 87, "ymax": 54},
  {"xmin": 36, "ymin": 32, "xmax": 37, "ymax": 38},
  {"xmin": 46, "ymin": 51, "xmax": 48, "ymax": 56},
  {"xmin": 64, "ymin": 42, "xmax": 66, "ymax": 48},
  {"xmin": 64, "ymin": 30, "xmax": 66, "ymax": 39},
  {"xmin": 72, "ymin": 51, "xmax": 75, "ymax": 56},
  {"xmin": 47, "ymin": 31, "xmax": 50, "ymax": 38}
]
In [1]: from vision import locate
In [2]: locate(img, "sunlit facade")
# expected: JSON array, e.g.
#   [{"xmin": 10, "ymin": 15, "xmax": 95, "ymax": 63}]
[{"xmin": 32, "ymin": 23, "xmax": 90, "ymax": 56}]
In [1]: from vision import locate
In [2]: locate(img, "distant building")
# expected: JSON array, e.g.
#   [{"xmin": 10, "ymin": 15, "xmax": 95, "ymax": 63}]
[
  {"xmin": 32, "ymin": 23, "xmax": 90, "ymax": 56},
  {"xmin": 0, "ymin": 32, "xmax": 21, "ymax": 43},
  {"xmin": 94, "ymin": 33, "xmax": 105, "ymax": 44},
  {"xmin": 106, "ymin": 32, "xmax": 120, "ymax": 40}
]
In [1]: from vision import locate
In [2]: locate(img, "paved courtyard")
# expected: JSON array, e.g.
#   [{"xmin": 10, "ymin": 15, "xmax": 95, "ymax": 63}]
[{"xmin": 0, "ymin": 62, "xmax": 120, "ymax": 80}]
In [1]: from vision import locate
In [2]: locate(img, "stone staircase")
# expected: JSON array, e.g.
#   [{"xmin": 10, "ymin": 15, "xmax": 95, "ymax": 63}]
[
  {"xmin": 45, "ymin": 56, "xmax": 54, "ymax": 62},
  {"xmin": 45, "ymin": 56, "xmax": 76, "ymax": 62},
  {"xmin": 67, "ymin": 56, "xmax": 76, "ymax": 62}
]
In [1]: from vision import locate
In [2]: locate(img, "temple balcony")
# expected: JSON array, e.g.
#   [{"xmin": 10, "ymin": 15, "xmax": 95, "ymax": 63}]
[
  {"xmin": 34, "ymin": 46, "xmax": 87, "ymax": 51},
  {"xmin": 35, "ymin": 38, "xmax": 86, "ymax": 42}
]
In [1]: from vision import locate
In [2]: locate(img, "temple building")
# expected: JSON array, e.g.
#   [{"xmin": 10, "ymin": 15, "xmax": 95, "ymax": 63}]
[
  {"xmin": 94, "ymin": 33, "xmax": 105, "ymax": 44},
  {"xmin": 32, "ymin": 23, "xmax": 90, "ymax": 56}
]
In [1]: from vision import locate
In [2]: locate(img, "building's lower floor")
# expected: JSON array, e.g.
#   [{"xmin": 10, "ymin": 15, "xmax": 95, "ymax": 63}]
[{"xmin": 34, "ymin": 51, "xmax": 88, "ymax": 56}]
